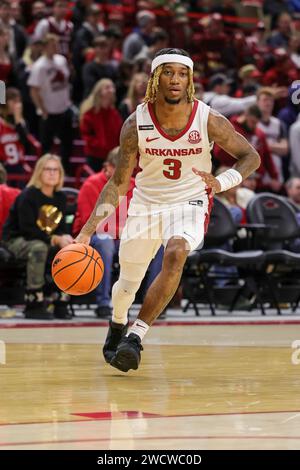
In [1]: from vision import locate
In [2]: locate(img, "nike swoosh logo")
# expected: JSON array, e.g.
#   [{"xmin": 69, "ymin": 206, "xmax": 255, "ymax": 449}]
[
  {"xmin": 184, "ymin": 231, "xmax": 196, "ymax": 241},
  {"xmin": 146, "ymin": 137, "xmax": 160, "ymax": 142},
  {"xmin": 136, "ymin": 323, "xmax": 147, "ymax": 329}
]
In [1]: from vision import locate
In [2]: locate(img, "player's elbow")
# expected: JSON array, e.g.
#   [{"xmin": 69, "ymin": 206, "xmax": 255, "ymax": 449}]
[{"xmin": 252, "ymin": 151, "xmax": 261, "ymax": 171}]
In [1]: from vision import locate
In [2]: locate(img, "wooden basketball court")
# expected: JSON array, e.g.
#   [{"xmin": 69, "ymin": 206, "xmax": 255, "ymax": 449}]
[{"xmin": 1, "ymin": 316, "xmax": 300, "ymax": 450}]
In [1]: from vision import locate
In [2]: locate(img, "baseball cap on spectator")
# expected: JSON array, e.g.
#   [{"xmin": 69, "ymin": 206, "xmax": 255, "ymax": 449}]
[
  {"xmin": 137, "ymin": 10, "xmax": 156, "ymax": 28},
  {"xmin": 239, "ymin": 64, "xmax": 261, "ymax": 80},
  {"xmin": 208, "ymin": 73, "xmax": 233, "ymax": 90}
]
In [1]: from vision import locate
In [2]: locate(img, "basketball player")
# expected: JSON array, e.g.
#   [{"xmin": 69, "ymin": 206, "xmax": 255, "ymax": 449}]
[{"xmin": 75, "ymin": 48, "xmax": 260, "ymax": 372}]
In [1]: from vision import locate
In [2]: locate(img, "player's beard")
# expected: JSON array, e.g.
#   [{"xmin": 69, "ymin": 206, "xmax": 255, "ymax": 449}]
[{"xmin": 164, "ymin": 97, "xmax": 181, "ymax": 105}]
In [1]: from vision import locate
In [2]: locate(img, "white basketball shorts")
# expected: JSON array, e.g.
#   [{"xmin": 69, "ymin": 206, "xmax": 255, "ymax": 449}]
[{"xmin": 119, "ymin": 200, "xmax": 210, "ymax": 265}]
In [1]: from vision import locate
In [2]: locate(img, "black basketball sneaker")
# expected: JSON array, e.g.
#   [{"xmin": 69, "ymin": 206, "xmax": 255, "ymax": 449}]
[
  {"xmin": 110, "ymin": 333, "xmax": 143, "ymax": 372},
  {"xmin": 103, "ymin": 320, "xmax": 128, "ymax": 363}
]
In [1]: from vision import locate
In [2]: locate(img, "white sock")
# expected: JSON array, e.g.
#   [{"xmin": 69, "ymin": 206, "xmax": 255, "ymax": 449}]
[{"xmin": 127, "ymin": 319, "xmax": 149, "ymax": 341}]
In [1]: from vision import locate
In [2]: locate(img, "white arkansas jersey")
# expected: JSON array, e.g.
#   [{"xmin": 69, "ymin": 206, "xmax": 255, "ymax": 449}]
[{"xmin": 129, "ymin": 99, "xmax": 213, "ymax": 215}]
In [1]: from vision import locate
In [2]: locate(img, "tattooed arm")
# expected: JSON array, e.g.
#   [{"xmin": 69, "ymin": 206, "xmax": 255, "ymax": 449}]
[
  {"xmin": 192, "ymin": 108, "xmax": 261, "ymax": 193},
  {"xmin": 75, "ymin": 113, "xmax": 138, "ymax": 243}
]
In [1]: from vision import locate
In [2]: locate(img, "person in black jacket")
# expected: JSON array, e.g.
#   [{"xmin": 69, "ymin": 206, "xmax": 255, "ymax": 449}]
[
  {"xmin": 82, "ymin": 35, "xmax": 117, "ymax": 99},
  {"xmin": 72, "ymin": 4, "xmax": 104, "ymax": 104},
  {"xmin": 2, "ymin": 153, "xmax": 73, "ymax": 319},
  {"xmin": 0, "ymin": 0, "xmax": 27, "ymax": 59}
]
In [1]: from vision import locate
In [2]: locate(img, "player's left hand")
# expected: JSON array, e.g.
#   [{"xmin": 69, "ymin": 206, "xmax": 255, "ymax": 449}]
[{"xmin": 192, "ymin": 168, "xmax": 221, "ymax": 194}]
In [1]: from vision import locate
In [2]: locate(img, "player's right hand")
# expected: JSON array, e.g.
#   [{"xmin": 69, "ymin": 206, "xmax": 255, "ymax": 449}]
[{"xmin": 74, "ymin": 232, "xmax": 91, "ymax": 245}]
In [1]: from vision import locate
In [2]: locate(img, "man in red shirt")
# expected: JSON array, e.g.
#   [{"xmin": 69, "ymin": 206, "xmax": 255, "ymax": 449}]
[
  {"xmin": 214, "ymin": 104, "xmax": 281, "ymax": 192},
  {"xmin": 0, "ymin": 163, "xmax": 20, "ymax": 239},
  {"xmin": 73, "ymin": 147, "xmax": 163, "ymax": 318}
]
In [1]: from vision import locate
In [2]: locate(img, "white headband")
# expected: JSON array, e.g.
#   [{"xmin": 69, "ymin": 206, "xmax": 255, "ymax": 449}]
[{"xmin": 151, "ymin": 54, "xmax": 194, "ymax": 73}]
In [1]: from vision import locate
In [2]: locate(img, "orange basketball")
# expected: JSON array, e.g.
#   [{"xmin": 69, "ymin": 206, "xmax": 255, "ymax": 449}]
[{"xmin": 51, "ymin": 243, "xmax": 104, "ymax": 295}]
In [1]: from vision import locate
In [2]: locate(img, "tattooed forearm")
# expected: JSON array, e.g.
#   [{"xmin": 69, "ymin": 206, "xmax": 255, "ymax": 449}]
[
  {"xmin": 81, "ymin": 112, "xmax": 138, "ymax": 236},
  {"xmin": 208, "ymin": 109, "xmax": 261, "ymax": 179},
  {"xmin": 81, "ymin": 179, "xmax": 120, "ymax": 236}
]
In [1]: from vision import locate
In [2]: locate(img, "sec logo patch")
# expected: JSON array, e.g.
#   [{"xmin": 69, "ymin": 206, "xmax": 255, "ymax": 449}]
[{"xmin": 188, "ymin": 130, "xmax": 201, "ymax": 144}]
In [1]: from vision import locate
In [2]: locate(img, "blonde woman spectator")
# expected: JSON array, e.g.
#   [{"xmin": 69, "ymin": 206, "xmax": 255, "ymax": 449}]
[
  {"xmin": 118, "ymin": 72, "xmax": 148, "ymax": 121},
  {"xmin": 80, "ymin": 78, "xmax": 123, "ymax": 172},
  {"xmin": 2, "ymin": 154, "xmax": 73, "ymax": 320}
]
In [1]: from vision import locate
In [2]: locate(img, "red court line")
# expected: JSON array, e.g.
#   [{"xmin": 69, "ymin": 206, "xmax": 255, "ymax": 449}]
[
  {"xmin": 2, "ymin": 409, "xmax": 300, "ymax": 427},
  {"xmin": 1, "ymin": 319, "xmax": 300, "ymax": 329},
  {"xmin": 1, "ymin": 435, "xmax": 300, "ymax": 447}
]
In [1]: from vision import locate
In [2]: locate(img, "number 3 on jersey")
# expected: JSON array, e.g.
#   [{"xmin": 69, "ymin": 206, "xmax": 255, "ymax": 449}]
[{"xmin": 163, "ymin": 158, "xmax": 182, "ymax": 180}]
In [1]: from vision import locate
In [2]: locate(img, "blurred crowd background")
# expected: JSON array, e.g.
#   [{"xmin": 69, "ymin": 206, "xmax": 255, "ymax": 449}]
[{"xmin": 2, "ymin": 0, "xmax": 300, "ymax": 319}]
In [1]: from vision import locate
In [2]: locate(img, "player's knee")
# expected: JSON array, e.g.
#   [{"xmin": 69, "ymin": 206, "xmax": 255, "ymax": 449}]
[{"xmin": 164, "ymin": 243, "xmax": 187, "ymax": 271}]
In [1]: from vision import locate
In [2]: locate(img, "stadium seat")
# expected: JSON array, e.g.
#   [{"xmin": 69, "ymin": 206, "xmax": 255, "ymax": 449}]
[
  {"xmin": 182, "ymin": 198, "xmax": 265, "ymax": 316},
  {"xmin": 247, "ymin": 193, "xmax": 300, "ymax": 314}
]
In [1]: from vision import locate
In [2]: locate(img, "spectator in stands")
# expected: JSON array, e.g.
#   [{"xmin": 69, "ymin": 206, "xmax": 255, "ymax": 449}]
[
  {"xmin": 134, "ymin": 28, "xmax": 169, "ymax": 62},
  {"xmin": 0, "ymin": 87, "xmax": 40, "ymax": 180},
  {"xmin": 80, "ymin": 78, "xmax": 123, "ymax": 172},
  {"xmin": 285, "ymin": 176, "xmax": 300, "ymax": 252},
  {"xmin": 122, "ymin": 10, "xmax": 156, "ymax": 61},
  {"xmin": 82, "ymin": 35, "xmax": 118, "ymax": 99},
  {"xmin": 72, "ymin": 4, "xmax": 104, "ymax": 104},
  {"xmin": 267, "ymin": 12, "xmax": 292, "ymax": 49},
  {"xmin": 257, "ymin": 87, "xmax": 289, "ymax": 183},
  {"xmin": 2, "ymin": 154, "xmax": 73, "ymax": 320},
  {"xmin": 262, "ymin": 48, "xmax": 298, "ymax": 87},
  {"xmin": 118, "ymin": 72, "xmax": 148, "ymax": 121},
  {"xmin": 0, "ymin": 25, "xmax": 15, "ymax": 86},
  {"xmin": 289, "ymin": 34, "xmax": 300, "ymax": 69},
  {"xmin": 72, "ymin": 0, "xmax": 95, "ymax": 33},
  {"xmin": 286, "ymin": 176, "xmax": 300, "ymax": 210},
  {"xmin": 215, "ymin": 166, "xmax": 255, "ymax": 225},
  {"xmin": 28, "ymin": 34, "xmax": 73, "ymax": 172},
  {"xmin": 278, "ymin": 83, "xmax": 300, "ymax": 131},
  {"xmin": 203, "ymin": 73, "xmax": 256, "ymax": 117},
  {"xmin": 241, "ymin": 172, "xmax": 259, "ymax": 193},
  {"xmin": 0, "ymin": 163, "xmax": 20, "ymax": 239},
  {"xmin": 73, "ymin": 146, "xmax": 164, "ymax": 318},
  {"xmin": 26, "ymin": 1, "xmax": 47, "ymax": 36},
  {"xmin": 0, "ymin": 0, "xmax": 27, "ymax": 59},
  {"xmin": 34, "ymin": 0, "xmax": 73, "ymax": 59},
  {"xmin": 197, "ymin": 13, "xmax": 230, "ymax": 71},
  {"xmin": 264, "ymin": 0, "xmax": 289, "ymax": 29},
  {"xmin": 214, "ymin": 105, "xmax": 281, "ymax": 192},
  {"xmin": 104, "ymin": 26, "xmax": 123, "ymax": 65},
  {"xmin": 236, "ymin": 65, "xmax": 261, "ymax": 98},
  {"xmin": 289, "ymin": 114, "xmax": 300, "ymax": 176},
  {"xmin": 10, "ymin": 1, "xmax": 21, "ymax": 23},
  {"xmin": 115, "ymin": 60, "xmax": 135, "ymax": 105},
  {"xmin": 246, "ymin": 21, "xmax": 269, "ymax": 58},
  {"xmin": 16, "ymin": 37, "xmax": 44, "ymax": 136}
]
